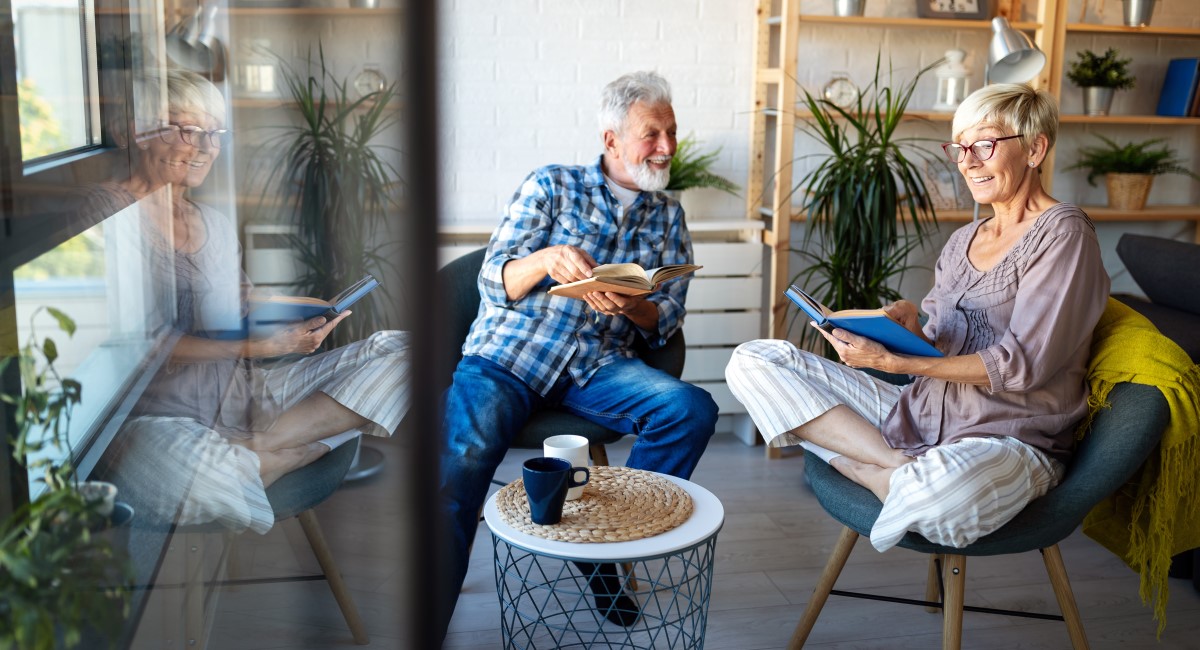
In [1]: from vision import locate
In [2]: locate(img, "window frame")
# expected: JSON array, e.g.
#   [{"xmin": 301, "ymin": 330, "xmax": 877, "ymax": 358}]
[{"xmin": 0, "ymin": 0, "xmax": 137, "ymax": 517}]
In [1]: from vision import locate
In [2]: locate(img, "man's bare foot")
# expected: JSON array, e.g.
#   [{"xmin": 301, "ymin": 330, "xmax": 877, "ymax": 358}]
[
  {"xmin": 830, "ymin": 456, "xmax": 896, "ymax": 503},
  {"xmin": 258, "ymin": 442, "xmax": 329, "ymax": 487}
]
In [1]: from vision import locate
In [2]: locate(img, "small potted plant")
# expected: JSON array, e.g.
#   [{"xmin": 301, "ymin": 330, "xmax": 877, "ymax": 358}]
[
  {"xmin": 1065, "ymin": 48, "xmax": 1135, "ymax": 117},
  {"xmin": 666, "ymin": 134, "xmax": 740, "ymax": 197},
  {"xmin": 1065, "ymin": 135, "xmax": 1199, "ymax": 211}
]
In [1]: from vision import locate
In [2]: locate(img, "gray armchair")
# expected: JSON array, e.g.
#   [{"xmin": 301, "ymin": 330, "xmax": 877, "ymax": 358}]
[
  {"xmin": 793, "ymin": 382, "xmax": 1168, "ymax": 649},
  {"xmin": 1114, "ymin": 233, "xmax": 1200, "ymax": 363},
  {"xmin": 1113, "ymin": 233, "xmax": 1200, "ymax": 591}
]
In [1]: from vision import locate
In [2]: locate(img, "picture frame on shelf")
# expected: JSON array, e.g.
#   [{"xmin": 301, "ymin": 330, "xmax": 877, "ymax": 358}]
[{"xmin": 916, "ymin": 0, "xmax": 991, "ymax": 20}]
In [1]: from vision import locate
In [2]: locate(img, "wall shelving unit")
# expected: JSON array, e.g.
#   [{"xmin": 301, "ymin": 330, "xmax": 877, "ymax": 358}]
[{"xmin": 747, "ymin": 0, "xmax": 1200, "ymax": 344}]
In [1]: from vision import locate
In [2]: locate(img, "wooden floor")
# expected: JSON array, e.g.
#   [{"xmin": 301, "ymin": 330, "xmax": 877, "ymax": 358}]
[{"xmin": 207, "ymin": 433, "xmax": 1200, "ymax": 649}]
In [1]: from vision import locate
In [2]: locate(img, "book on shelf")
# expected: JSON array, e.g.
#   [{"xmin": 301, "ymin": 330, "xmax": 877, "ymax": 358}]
[
  {"xmin": 1155, "ymin": 58, "xmax": 1200, "ymax": 118},
  {"xmin": 547, "ymin": 263, "xmax": 701, "ymax": 299},
  {"xmin": 785, "ymin": 284, "xmax": 943, "ymax": 358},
  {"xmin": 249, "ymin": 274, "xmax": 380, "ymax": 328}
]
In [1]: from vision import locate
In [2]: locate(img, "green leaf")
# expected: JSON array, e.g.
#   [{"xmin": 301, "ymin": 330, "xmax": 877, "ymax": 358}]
[{"xmin": 45, "ymin": 307, "xmax": 76, "ymax": 337}]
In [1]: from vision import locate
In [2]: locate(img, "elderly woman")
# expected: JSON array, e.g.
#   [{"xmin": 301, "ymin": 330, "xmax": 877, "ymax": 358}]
[
  {"xmin": 726, "ymin": 83, "xmax": 1109, "ymax": 551},
  {"xmin": 95, "ymin": 69, "xmax": 411, "ymax": 532}
]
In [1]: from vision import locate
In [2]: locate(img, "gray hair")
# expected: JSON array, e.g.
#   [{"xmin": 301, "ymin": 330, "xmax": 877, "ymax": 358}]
[
  {"xmin": 167, "ymin": 68, "xmax": 226, "ymax": 126},
  {"xmin": 597, "ymin": 71, "xmax": 672, "ymax": 134},
  {"xmin": 952, "ymin": 83, "xmax": 1058, "ymax": 153}
]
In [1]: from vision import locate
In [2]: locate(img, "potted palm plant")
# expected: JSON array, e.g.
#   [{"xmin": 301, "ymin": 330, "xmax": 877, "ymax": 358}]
[
  {"xmin": 0, "ymin": 308, "xmax": 132, "ymax": 649},
  {"xmin": 1065, "ymin": 48, "xmax": 1135, "ymax": 117},
  {"xmin": 255, "ymin": 46, "xmax": 403, "ymax": 347},
  {"xmin": 1065, "ymin": 135, "xmax": 1199, "ymax": 211},
  {"xmin": 788, "ymin": 56, "xmax": 940, "ymax": 356}
]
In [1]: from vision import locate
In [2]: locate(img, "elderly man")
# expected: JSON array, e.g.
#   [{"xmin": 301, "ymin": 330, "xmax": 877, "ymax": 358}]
[{"xmin": 438, "ymin": 71, "xmax": 718, "ymax": 635}]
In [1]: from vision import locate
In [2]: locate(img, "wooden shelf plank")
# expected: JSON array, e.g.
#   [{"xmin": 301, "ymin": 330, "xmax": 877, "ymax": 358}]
[
  {"xmin": 793, "ymin": 15, "xmax": 1040, "ymax": 31},
  {"xmin": 231, "ymin": 98, "xmax": 403, "ymax": 110},
  {"xmin": 1066, "ymin": 23, "xmax": 1200, "ymax": 37},
  {"xmin": 1060, "ymin": 114, "xmax": 1200, "ymax": 126},
  {"xmin": 227, "ymin": 7, "xmax": 403, "ymax": 16},
  {"xmin": 1084, "ymin": 205, "xmax": 1200, "ymax": 220},
  {"xmin": 789, "ymin": 205, "xmax": 1200, "ymax": 223},
  {"xmin": 792, "ymin": 108, "xmax": 955, "ymax": 122}
]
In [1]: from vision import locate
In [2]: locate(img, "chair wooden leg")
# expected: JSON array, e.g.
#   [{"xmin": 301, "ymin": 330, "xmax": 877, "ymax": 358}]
[
  {"xmin": 298, "ymin": 509, "xmax": 370, "ymax": 645},
  {"xmin": 924, "ymin": 554, "xmax": 942, "ymax": 613},
  {"xmin": 788, "ymin": 527, "xmax": 859, "ymax": 650},
  {"xmin": 1042, "ymin": 544, "xmax": 1090, "ymax": 650},
  {"xmin": 940, "ymin": 554, "xmax": 966, "ymax": 650},
  {"xmin": 589, "ymin": 443, "xmax": 610, "ymax": 466}
]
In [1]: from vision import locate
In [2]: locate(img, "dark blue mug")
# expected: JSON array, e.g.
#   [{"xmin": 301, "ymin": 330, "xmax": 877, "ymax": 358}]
[{"xmin": 522, "ymin": 457, "xmax": 590, "ymax": 525}]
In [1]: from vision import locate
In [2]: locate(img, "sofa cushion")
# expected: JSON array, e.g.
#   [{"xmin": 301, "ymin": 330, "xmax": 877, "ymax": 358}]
[
  {"xmin": 1116, "ymin": 234, "xmax": 1200, "ymax": 315},
  {"xmin": 1114, "ymin": 294, "xmax": 1200, "ymax": 363}
]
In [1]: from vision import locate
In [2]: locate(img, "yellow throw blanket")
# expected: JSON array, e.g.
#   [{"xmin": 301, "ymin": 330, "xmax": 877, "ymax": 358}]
[{"xmin": 1078, "ymin": 298, "xmax": 1200, "ymax": 634}]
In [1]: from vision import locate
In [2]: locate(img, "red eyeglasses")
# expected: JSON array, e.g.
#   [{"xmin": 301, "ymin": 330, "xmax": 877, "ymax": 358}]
[{"xmin": 941, "ymin": 134, "xmax": 1023, "ymax": 163}]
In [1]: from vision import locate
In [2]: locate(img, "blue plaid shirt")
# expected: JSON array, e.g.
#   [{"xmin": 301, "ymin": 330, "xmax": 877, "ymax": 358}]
[{"xmin": 463, "ymin": 155, "xmax": 693, "ymax": 396}]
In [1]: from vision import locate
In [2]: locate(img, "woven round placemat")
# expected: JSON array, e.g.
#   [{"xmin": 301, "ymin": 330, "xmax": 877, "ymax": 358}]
[{"xmin": 496, "ymin": 465, "xmax": 693, "ymax": 543}]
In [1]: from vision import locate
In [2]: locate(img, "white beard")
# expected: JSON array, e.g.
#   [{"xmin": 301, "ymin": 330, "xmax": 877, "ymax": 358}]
[{"xmin": 625, "ymin": 158, "xmax": 671, "ymax": 192}]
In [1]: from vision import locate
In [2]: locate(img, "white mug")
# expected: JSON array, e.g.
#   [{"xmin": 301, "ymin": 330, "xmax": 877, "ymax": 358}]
[{"xmin": 542, "ymin": 434, "xmax": 590, "ymax": 500}]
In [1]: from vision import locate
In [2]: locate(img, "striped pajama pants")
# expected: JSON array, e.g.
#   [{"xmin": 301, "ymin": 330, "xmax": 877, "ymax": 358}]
[
  {"xmin": 725, "ymin": 339, "xmax": 1063, "ymax": 551},
  {"xmin": 108, "ymin": 330, "xmax": 412, "ymax": 533}
]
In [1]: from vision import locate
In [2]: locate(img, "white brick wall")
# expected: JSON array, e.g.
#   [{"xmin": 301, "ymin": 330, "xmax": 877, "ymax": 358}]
[
  {"xmin": 438, "ymin": 0, "xmax": 753, "ymax": 227},
  {"xmin": 437, "ymin": 0, "xmax": 1198, "ymax": 296}
]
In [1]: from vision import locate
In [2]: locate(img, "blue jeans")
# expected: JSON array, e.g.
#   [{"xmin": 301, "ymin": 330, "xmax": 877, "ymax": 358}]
[{"xmin": 437, "ymin": 354, "xmax": 718, "ymax": 625}]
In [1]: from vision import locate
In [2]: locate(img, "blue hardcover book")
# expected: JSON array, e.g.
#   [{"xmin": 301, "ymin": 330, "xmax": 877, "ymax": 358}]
[
  {"xmin": 250, "ymin": 274, "xmax": 380, "ymax": 327},
  {"xmin": 785, "ymin": 285, "xmax": 943, "ymax": 358},
  {"xmin": 1156, "ymin": 58, "xmax": 1200, "ymax": 117}
]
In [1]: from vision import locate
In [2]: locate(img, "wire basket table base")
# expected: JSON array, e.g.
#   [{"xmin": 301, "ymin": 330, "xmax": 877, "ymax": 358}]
[{"xmin": 491, "ymin": 535, "xmax": 719, "ymax": 650}]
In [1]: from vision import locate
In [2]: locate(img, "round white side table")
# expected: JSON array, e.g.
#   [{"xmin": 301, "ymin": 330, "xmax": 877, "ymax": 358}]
[{"xmin": 484, "ymin": 472, "xmax": 724, "ymax": 649}]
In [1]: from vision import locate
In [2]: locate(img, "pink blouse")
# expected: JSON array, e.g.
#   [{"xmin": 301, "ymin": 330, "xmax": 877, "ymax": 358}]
[{"xmin": 882, "ymin": 203, "xmax": 1110, "ymax": 463}]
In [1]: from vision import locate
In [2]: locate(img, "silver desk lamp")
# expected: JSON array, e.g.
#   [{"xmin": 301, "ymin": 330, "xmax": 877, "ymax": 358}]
[{"xmin": 973, "ymin": 17, "xmax": 1046, "ymax": 222}]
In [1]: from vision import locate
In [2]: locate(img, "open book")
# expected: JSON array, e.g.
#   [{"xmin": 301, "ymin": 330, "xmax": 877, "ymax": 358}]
[
  {"xmin": 548, "ymin": 263, "xmax": 702, "ymax": 299},
  {"xmin": 250, "ymin": 274, "xmax": 380, "ymax": 328},
  {"xmin": 785, "ymin": 285, "xmax": 943, "ymax": 357}
]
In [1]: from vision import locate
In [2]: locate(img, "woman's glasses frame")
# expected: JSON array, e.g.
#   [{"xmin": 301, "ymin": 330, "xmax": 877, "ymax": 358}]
[
  {"xmin": 157, "ymin": 122, "xmax": 231, "ymax": 148},
  {"xmin": 941, "ymin": 134, "xmax": 1024, "ymax": 163}
]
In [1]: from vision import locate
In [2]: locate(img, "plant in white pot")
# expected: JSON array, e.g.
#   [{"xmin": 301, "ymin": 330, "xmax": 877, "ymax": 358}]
[
  {"xmin": 1065, "ymin": 48, "xmax": 1135, "ymax": 117},
  {"xmin": 1065, "ymin": 135, "xmax": 1199, "ymax": 211}
]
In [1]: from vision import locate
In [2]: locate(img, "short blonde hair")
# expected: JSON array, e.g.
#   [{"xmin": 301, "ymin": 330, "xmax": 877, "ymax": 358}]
[
  {"xmin": 167, "ymin": 69, "xmax": 226, "ymax": 126},
  {"xmin": 951, "ymin": 83, "xmax": 1057, "ymax": 153}
]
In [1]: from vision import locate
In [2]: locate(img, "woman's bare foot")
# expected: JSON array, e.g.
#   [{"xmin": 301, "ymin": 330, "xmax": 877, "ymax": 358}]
[
  {"xmin": 257, "ymin": 442, "xmax": 330, "ymax": 487},
  {"xmin": 830, "ymin": 456, "xmax": 898, "ymax": 502},
  {"xmin": 231, "ymin": 430, "xmax": 294, "ymax": 453}
]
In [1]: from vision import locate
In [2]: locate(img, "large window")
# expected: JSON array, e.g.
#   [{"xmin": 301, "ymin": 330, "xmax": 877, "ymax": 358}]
[
  {"xmin": 13, "ymin": 196, "xmax": 174, "ymax": 495},
  {"xmin": 12, "ymin": 0, "xmax": 101, "ymax": 162}
]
